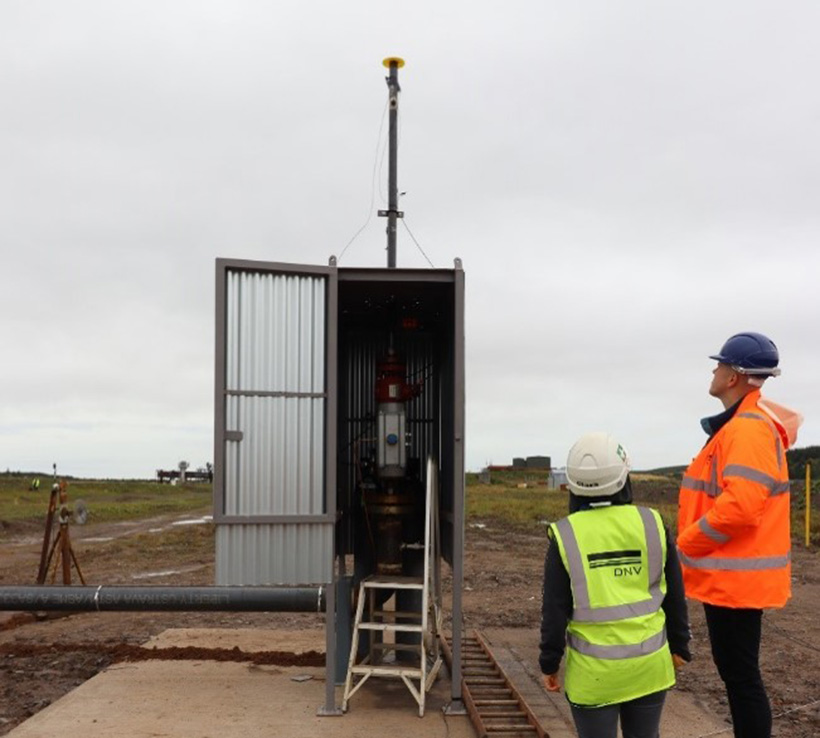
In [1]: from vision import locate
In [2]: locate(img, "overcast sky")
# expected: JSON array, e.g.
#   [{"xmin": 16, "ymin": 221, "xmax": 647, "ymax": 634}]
[{"xmin": 2, "ymin": 2, "xmax": 818, "ymax": 479}]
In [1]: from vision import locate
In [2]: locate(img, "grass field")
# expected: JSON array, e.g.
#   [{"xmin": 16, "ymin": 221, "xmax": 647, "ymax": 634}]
[
  {"xmin": 1, "ymin": 469, "xmax": 816, "ymax": 544},
  {"xmin": 465, "ymin": 470, "xmax": 680, "ymax": 533},
  {"xmin": 466, "ymin": 469, "xmax": 819, "ymax": 544},
  {"xmin": 0, "ymin": 473, "xmax": 212, "ymax": 529}
]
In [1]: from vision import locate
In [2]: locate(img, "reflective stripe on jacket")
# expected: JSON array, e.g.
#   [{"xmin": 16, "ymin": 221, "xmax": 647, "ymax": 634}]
[
  {"xmin": 677, "ymin": 390, "xmax": 791, "ymax": 609},
  {"xmin": 551, "ymin": 505, "xmax": 675, "ymax": 706}
]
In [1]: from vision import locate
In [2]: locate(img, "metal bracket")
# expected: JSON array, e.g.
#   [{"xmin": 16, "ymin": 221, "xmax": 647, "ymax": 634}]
[
  {"xmin": 316, "ymin": 705, "xmax": 344, "ymax": 717},
  {"xmin": 443, "ymin": 699, "xmax": 467, "ymax": 715}
]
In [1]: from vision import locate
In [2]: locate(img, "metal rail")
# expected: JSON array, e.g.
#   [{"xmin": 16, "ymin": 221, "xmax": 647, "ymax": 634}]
[{"xmin": 443, "ymin": 629, "xmax": 547, "ymax": 738}]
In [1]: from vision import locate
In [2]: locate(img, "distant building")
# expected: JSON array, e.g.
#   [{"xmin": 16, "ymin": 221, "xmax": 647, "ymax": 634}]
[
  {"xmin": 526, "ymin": 455, "xmax": 551, "ymax": 470},
  {"xmin": 485, "ymin": 455, "xmax": 554, "ymax": 473},
  {"xmin": 549, "ymin": 468, "xmax": 568, "ymax": 490}
]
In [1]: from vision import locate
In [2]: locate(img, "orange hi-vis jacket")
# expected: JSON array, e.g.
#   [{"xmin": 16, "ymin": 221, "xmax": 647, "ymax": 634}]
[{"xmin": 677, "ymin": 390, "xmax": 792, "ymax": 609}]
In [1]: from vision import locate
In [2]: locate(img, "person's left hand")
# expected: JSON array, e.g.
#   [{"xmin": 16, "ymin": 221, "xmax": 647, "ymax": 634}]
[{"xmin": 542, "ymin": 673, "xmax": 560, "ymax": 692}]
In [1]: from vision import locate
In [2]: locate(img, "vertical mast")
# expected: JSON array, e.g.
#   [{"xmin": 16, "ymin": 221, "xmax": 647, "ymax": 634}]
[{"xmin": 380, "ymin": 57, "xmax": 404, "ymax": 268}]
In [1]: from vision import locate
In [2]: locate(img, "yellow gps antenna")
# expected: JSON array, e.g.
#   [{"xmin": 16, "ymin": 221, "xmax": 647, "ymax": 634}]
[{"xmin": 379, "ymin": 58, "xmax": 405, "ymax": 268}]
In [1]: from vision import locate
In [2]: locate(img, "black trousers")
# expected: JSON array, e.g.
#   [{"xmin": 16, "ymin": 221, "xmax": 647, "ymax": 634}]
[
  {"xmin": 569, "ymin": 690, "xmax": 666, "ymax": 738},
  {"xmin": 703, "ymin": 604, "xmax": 772, "ymax": 738}
]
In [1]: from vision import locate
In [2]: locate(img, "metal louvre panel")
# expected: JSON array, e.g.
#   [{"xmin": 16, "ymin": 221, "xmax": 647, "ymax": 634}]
[{"xmin": 215, "ymin": 523, "xmax": 332, "ymax": 586}]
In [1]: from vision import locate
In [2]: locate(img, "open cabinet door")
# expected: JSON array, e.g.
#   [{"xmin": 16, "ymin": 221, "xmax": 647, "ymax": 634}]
[{"xmin": 213, "ymin": 258, "xmax": 338, "ymax": 586}]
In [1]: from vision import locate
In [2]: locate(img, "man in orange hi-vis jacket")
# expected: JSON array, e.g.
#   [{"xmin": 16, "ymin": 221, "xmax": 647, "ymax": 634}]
[{"xmin": 678, "ymin": 332, "xmax": 802, "ymax": 738}]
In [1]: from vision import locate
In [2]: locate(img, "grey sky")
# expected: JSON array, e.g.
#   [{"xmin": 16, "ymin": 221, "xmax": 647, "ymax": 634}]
[{"xmin": 2, "ymin": 2, "xmax": 818, "ymax": 478}]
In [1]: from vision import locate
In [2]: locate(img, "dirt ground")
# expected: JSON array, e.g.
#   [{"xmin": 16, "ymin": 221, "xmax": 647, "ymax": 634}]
[
  {"xmin": 461, "ymin": 520, "xmax": 820, "ymax": 738},
  {"xmin": 1, "ymin": 500, "xmax": 819, "ymax": 738}
]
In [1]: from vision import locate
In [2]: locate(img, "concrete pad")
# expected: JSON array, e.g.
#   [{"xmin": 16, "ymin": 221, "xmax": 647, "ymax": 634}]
[
  {"xmin": 144, "ymin": 627, "xmax": 324, "ymax": 654},
  {"xmin": 7, "ymin": 629, "xmax": 475, "ymax": 738},
  {"xmin": 7, "ymin": 625, "xmax": 731, "ymax": 737}
]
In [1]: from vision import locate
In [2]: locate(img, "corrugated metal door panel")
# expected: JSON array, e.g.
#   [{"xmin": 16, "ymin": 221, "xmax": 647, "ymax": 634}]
[
  {"xmin": 223, "ymin": 395, "xmax": 324, "ymax": 516},
  {"xmin": 214, "ymin": 524, "xmax": 332, "ymax": 586},
  {"xmin": 215, "ymin": 260, "xmax": 336, "ymax": 586},
  {"xmin": 226, "ymin": 271, "xmax": 325, "ymax": 394}
]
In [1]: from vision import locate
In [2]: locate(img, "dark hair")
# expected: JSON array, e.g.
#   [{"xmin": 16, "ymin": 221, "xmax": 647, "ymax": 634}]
[{"xmin": 568, "ymin": 476, "xmax": 633, "ymax": 513}]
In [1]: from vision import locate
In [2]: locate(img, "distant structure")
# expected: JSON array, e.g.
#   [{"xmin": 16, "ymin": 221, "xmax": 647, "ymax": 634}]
[
  {"xmin": 486, "ymin": 455, "xmax": 552, "ymax": 472},
  {"xmin": 526, "ymin": 455, "xmax": 551, "ymax": 469},
  {"xmin": 548, "ymin": 467, "xmax": 568, "ymax": 490},
  {"xmin": 156, "ymin": 463, "xmax": 213, "ymax": 484}
]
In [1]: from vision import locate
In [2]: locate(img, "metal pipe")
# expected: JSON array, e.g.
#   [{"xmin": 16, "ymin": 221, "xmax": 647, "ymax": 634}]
[
  {"xmin": 386, "ymin": 61, "xmax": 399, "ymax": 268},
  {"xmin": 0, "ymin": 586, "xmax": 326, "ymax": 613},
  {"xmin": 381, "ymin": 57, "xmax": 404, "ymax": 269}
]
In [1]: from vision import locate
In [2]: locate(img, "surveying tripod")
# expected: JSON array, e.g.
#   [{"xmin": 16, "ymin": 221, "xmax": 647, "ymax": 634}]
[{"xmin": 36, "ymin": 465, "xmax": 86, "ymax": 586}]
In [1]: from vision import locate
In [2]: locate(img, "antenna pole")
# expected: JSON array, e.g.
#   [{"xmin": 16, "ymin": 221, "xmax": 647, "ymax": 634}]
[{"xmin": 380, "ymin": 57, "xmax": 405, "ymax": 268}]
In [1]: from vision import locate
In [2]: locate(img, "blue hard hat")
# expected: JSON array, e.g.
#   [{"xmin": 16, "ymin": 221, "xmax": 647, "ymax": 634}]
[{"xmin": 709, "ymin": 332, "xmax": 781, "ymax": 376}]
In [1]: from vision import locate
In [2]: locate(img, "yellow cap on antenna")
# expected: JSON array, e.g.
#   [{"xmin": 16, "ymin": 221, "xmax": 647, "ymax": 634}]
[{"xmin": 382, "ymin": 57, "xmax": 405, "ymax": 68}]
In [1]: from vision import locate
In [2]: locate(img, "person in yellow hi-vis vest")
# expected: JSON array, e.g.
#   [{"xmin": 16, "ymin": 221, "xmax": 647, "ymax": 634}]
[{"xmin": 540, "ymin": 433, "xmax": 690, "ymax": 738}]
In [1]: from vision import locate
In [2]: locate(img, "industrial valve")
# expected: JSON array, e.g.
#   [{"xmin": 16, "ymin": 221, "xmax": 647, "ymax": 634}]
[{"xmin": 375, "ymin": 348, "xmax": 422, "ymax": 480}]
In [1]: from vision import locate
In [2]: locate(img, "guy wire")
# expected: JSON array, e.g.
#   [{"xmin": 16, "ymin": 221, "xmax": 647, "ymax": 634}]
[
  {"xmin": 763, "ymin": 612, "xmax": 820, "ymax": 654},
  {"xmin": 338, "ymin": 98, "xmax": 389, "ymax": 262},
  {"xmin": 401, "ymin": 218, "xmax": 434, "ymax": 268}
]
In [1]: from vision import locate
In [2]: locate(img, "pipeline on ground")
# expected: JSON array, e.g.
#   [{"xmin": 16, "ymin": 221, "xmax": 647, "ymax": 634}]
[{"xmin": 0, "ymin": 586, "xmax": 326, "ymax": 613}]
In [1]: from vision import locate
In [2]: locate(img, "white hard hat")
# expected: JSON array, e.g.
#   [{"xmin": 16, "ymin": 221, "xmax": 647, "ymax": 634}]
[{"xmin": 566, "ymin": 432, "xmax": 631, "ymax": 498}]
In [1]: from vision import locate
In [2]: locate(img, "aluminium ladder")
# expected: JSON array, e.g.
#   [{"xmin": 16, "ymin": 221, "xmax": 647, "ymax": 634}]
[{"xmin": 342, "ymin": 457, "xmax": 443, "ymax": 717}]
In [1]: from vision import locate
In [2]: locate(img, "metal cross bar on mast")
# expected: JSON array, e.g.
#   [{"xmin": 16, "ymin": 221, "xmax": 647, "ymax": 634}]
[{"xmin": 379, "ymin": 57, "xmax": 405, "ymax": 268}]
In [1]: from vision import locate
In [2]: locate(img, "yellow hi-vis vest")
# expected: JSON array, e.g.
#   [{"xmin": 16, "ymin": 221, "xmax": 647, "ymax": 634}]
[{"xmin": 551, "ymin": 505, "xmax": 675, "ymax": 706}]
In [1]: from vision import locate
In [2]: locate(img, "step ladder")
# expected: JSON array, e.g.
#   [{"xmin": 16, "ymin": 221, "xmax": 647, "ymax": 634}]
[{"xmin": 342, "ymin": 457, "xmax": 443, "ymax": 717}]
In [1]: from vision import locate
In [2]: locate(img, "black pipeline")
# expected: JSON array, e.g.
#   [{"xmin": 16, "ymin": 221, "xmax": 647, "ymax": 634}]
[{"xmin": 0, "ymin": 586, "xmax": 326, "ymax": 613}]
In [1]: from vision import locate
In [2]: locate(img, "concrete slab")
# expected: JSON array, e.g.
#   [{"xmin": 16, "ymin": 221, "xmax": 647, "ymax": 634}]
[
  {"xmin": 144, "ymin": 627, "xmax": 323, "ymax": 654},
  {"xmin": 6, "ymin": 626, "xmax": 731, "ymax": 738},
  {"xmin": 7, "ymin": 628, "xmax": 475, "ymax": 738}
]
